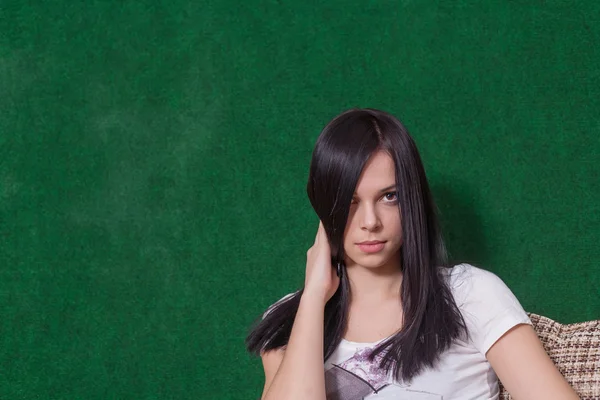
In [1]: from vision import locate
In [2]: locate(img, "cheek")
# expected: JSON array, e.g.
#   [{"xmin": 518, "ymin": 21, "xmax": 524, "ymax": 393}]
[
  {"xmin": 343, "ymin": 212, "xmax": 357, "ymax": 235},
  {"xmin": 342, "ymin": 223, "xmax": 356, "ymax": 251},
  {"xmin": 385, "ymin": 217, "xmax": 403, "ymax": 244}
]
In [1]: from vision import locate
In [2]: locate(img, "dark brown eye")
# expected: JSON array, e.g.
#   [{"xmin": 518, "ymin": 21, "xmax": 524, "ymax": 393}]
[{"xmin": 384, "ymin": 192, "xmax": 398, "ymax": 202}]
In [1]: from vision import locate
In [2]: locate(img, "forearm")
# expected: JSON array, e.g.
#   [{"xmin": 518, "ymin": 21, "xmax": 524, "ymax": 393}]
[{"xmin": 263, "ymin": 293, "xmax": 327, "ymax": 400}]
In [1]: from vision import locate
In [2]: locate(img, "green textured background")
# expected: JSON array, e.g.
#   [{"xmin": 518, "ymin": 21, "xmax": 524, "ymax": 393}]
[{"xmin": 1, "ymin": 1, "xmax": 599, "ymax": 399}]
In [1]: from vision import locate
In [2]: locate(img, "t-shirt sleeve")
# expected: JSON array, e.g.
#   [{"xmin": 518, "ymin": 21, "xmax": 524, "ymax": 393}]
[{"xmin": 450, "ymin": 264, "xmax": 533, "ymax": 355}]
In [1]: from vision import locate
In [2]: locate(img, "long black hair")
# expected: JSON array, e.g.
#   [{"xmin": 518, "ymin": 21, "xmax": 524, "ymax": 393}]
[{"xmin": 245, "ymin": 108, "xmax": 468, "ymax": 383}]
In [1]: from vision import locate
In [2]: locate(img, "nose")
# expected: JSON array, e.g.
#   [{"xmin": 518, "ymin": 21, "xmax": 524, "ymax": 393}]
[{"xmin": 359, "ymin": 203, "xmax": 381, "ymax": 231}]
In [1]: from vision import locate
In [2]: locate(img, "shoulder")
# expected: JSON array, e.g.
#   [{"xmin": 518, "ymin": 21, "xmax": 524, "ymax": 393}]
[
  {"xmin": 441, "ymin": 263, "xmax": 511, "ymax": 305},
  {"xmin": 442, "ymin": 262, "xmax": 499, "ymax": 284}
]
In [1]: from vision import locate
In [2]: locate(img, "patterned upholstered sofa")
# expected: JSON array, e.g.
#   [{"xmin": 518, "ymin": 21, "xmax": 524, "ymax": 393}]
[{"xmin": 499, "ymin": 313, "xmax": 600, "ymax": 399}]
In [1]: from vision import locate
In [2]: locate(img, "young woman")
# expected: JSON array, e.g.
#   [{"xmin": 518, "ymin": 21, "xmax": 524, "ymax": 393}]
[{"xmin": 245, "ymin": 108, "xmax": 579, "ymax": 400}]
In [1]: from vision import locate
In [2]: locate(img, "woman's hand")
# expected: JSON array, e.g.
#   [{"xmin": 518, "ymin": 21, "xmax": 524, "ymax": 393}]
[{"xmin": 304, "ymin": 221, "xmax": 341, "ymax": 303}]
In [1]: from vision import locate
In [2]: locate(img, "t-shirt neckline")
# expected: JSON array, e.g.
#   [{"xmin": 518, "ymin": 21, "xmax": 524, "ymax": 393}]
[{"xmin": 340, "ymin": 334, "xmax": 393, "ymax": 347}]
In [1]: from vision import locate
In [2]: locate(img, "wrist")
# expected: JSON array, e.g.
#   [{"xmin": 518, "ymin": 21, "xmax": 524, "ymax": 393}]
[{"xmin": 300, "ymin": 288, "xmax": 328, "ymax": 307}]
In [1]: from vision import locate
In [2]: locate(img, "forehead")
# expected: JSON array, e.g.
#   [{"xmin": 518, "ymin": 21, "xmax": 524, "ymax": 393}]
[{"xmin": 354, "ymin": 150, "xmax": 396, "ymax": 193}]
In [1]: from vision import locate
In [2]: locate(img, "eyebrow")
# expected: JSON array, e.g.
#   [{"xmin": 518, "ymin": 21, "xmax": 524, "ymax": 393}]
[{"xmin": 353, "ymin": 184, "xmax": 397, "ymax": 196}]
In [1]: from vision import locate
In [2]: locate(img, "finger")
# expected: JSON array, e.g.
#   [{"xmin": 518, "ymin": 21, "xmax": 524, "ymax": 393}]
[
  {"xmin": 313, "ymin": 221, "xmax": 321, "ymax": 245},
  {"xmin": 317, "ymin": 221, "xmax": 326, "ymax": 243},
  {"xmin": 317, "ymin": 221, "xmax": 329, "ymax": 248}
]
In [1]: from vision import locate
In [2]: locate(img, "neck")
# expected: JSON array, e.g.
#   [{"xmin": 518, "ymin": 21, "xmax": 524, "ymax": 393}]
[{"xmin": 345, "ymin": 254, "xmax": 403, "ymax": 304}]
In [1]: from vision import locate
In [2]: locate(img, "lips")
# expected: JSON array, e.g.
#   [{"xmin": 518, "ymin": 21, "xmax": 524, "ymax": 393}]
[
  {"xmin": 356, "ymin": 241, "xmax": 386, "ymax": 253},
  {"xmin": 356, "ymin": 240, "xmax": 385, "ymax": 245}
]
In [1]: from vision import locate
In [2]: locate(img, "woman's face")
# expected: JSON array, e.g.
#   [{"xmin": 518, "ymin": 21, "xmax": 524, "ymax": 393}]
[{"xmin": 343, "ymin": 150, "xmax": 403, "ymax": 270}]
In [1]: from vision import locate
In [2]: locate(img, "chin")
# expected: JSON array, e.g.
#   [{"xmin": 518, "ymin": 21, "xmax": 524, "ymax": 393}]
[{"xmin": 346, "ymin": 254, "xmax": 389, "ymax": 269}]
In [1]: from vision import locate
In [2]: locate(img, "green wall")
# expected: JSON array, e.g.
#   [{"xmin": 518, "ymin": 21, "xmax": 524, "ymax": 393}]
[{"xmin": 1, "ymin": 1, "xmax": 598, "ymax": 398}]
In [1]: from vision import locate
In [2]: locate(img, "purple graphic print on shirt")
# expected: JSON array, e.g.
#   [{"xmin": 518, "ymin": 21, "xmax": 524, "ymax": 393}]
[
  {"xmin": 338, "ymin": 347, "xmax": 389, "ymax": 389},
  {"xmin": 325, "ymin": 346, "xmax": 390, "ymax": 400}
]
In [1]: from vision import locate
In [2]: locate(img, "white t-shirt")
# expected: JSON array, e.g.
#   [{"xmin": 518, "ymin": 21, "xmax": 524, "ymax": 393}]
[{"xmin": 266, "ymin": 263, "xmax": 532, "ymax": 400}]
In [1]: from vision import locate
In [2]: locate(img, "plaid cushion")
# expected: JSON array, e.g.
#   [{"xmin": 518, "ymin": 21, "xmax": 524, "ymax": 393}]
[{"xmin": 499, "ymin": 313, "xmax": 600, "ymax": 399}]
